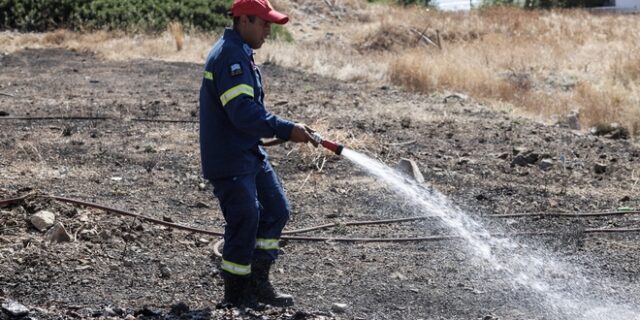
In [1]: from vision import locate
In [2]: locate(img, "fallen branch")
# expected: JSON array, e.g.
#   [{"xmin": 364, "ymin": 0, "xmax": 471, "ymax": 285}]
[
  {"xmin": 387, "ymin": 140, "xmax": 416, "ymax": 147},
  {"xmin": 131, "ymin": 118, "xmax": 197, "ymax": 123},
  {"xmin": 410, "ymin": 28, "xmax": 441, "ymax": 50},
  {"xmin": 0, "ymin": 116, "xmax": 197, "ymax": 123},
  {"xmin": 0, "ymin": 92, "xmax": 15, "ymax": 97},
  {"xmin": 0, "ymin": 116, "xmax": 109, "ymax": 121}
]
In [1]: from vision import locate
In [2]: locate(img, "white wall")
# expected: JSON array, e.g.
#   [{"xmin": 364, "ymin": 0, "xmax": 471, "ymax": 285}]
[
  {"xmin": 616, "ymin": 0, "xmax": 640, "ymax": 8},
  {"xmin": 435, "ymin": 0, "xmax": 482, "ymax": 10}
]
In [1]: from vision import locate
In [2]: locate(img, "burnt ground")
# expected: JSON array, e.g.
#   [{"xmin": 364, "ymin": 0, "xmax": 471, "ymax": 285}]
[{"xmin": 1, "ymin": 48, "xmax": 640, "ymax": 320}]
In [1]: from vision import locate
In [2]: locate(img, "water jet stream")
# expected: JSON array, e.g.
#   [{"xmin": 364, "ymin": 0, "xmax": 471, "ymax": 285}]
[{"xmin": 341, "ymin": 148, "xmax": 639, "ymax": 319}]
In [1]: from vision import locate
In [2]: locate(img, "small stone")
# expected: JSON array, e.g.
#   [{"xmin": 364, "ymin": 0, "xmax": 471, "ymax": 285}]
[
  {"xmin": 512, "ymin": 147, "xmax": 527, "ymax": 155},
  {"xmin": 566, "ymin": 111, "xmax": 580, "ymax": 130},
  {"xmin": 30, "ymin": 210, "xmax": 56, "ymax": 232},
  {"xmin": 538, "ymin": 159, "xmax": 554, "ymax": 171},
  {"xmin": 390, "ymin": 271, "xmax": 408, "ymax": 280},
  {"xmin": 594, "ymin": 163, "xmax": 607, "ymax": 174},
  {"xmin": 169, "ymin": 302, "xmax": 189, "ymax": 315},
  {"xmin": 620, "ymin": 196, "xmax": 630, "ymax": 202},
  {"xmin": 511, "ymin": 152, "xmax": 539, "ymax": 167},
  {"xmin": 103, "ymin": 307, "xmax": 117, "ymax": 317},
  {"xmin": 79, "ymin": 228, "xmax": 99, "ymax": 242},
  {"xmin": 395, "ymin": 158, "xmax": 424, "ymax": 183},
  {"xmin": 2, "ymin": 299, "xmax": 30, "ymax": 317},
  {"xmin": 160, "ymin": 265, "xmax": 172, "ymax": 278},
  {"xmin": 196, "ymin": 238, "xmax": 210, "ymax": 246},
  {"xmin": 331, "ymin": 303, "xmax": 348, "ymax": 313},
  {"xmin": 400, "ymin": 117, "xmax": 411, "ymax": 128},
  {"xmin": 134, "ymin": 306, "xmax": 162, "ymax": 317},
  {"xmin": 44, "ymin": 222, "xmax": 72, "ymax": 242},
  {"xmin": 497, "ymin": 153, "xmax": 509, "ymax": 160}
]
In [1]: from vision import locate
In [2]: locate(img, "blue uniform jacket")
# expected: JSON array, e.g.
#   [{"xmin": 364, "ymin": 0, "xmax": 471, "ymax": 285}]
[{"xmin": 199, "ymin": 28, "xmax": 295, "ymax": 180}]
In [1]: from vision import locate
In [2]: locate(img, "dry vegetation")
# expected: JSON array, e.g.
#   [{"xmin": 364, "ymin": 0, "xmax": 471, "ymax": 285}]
[{"xmin": 1, "ymin": 1, "xmax": 639, "ymax": 136}]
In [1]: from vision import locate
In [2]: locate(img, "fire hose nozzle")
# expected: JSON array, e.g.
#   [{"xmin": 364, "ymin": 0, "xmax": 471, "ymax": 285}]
[{"xmin": 311, "ymin": 132, "xmax": 344, "ymax": 155}]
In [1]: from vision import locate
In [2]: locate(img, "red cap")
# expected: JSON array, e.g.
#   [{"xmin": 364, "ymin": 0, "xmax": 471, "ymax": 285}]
[{"xmin": 231, "ymin": 0, "xmax": 289, "ymax": 25}]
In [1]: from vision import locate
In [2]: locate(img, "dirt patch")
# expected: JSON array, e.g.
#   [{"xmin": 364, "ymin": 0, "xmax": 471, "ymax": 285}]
[{"xmin": 1, "ymin": 48, "xmax": 640, "ymax": 319}]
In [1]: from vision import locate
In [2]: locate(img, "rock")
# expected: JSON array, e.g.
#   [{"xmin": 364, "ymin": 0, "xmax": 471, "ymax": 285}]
[
  {"xmin": 99, "ymin": 230, "xmax": 111, "ymax": 241},
  {"xmin": 395, "ymin": 158, "xmax": 424, "ymax": 183},
  {"xmin": 594, "ymin": 163, "xmax": 607, "ymax": 174},
  {"xmin": 511, "ymin": 152, "xmax": 539, "ymax": 167},
  {"xmin": 538, "ymin": 159, "xmax": 554, "ymax": 171},
  {"xmin": 512, "ymin": 147, "xmax": 528, "ymax": 155},
  {"xmin": 30, "ymin": 210, "xmax": 55, "ymax": 232},
  {"xmin": 400, "ymin": 117, "xmax": 411, "ymax": 128},
  {"xmin": 390, "ymin": 271, "xmax": 408, "ymax": 280},
  {"xmin": 2, "ymin": 299, "xmax": 30, "ymax": 317},
  {"xmin": 566, "ymin": 111, "xmax": 580, "ymax": 130},
  {"xmin": 497, "ymin": 153, "xmax": 509, "ymax": 160},
  {"xmin": 591, "ymin": 123, "xmax": 629, "ymax": 140},
  {"xmin": 196, "ymin": 238, "xmax": 210, "ymax": 246},
  {"xmin": 79, "ymin": 228, "xmax": 100, "ymax": 242},
  {"xmin": 169, "ymin": 302, "xmax": 189, "ymax": 315},
  {"xmin": 620, "ymin": 196, "xmax": 630, "ymax": 202},
  {"xmin": 103, "ymin": 307, "xmax": 117, "ymax": 317},
  {"xmin": 134, "ymin": 306, "xmax": 162, "ymax": 317},
  {"xmin": 45, "ymin": 222, "xmax": 72, "ymax": 242},
  {"xmin": 443, "ymin": 93, "xmax": 468, "ymax": 103},
  {"xmin": 160, "ymin": 265, "xmax": 172, "ymax": 278},
  {"xmin": 331, "ymin": 303, "xmax": 348, "ymax": 313}
]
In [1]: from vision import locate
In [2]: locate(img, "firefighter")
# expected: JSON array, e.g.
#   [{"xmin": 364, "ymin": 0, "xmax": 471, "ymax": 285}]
[{"xmin": 199, "ymin": 0, "xmax": 317, "ymax": 308}]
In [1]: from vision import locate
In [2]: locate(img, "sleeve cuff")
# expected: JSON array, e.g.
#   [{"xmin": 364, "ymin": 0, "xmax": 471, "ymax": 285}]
[{"xmin": 274, "ymin": 118, "xmax": 295, "ymax": 141}]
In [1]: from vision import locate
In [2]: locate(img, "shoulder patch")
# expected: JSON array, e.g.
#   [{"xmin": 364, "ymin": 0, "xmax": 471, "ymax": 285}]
[{"xmin": 229, "ymin": 63, "xmax": 243, "ymax": 76}]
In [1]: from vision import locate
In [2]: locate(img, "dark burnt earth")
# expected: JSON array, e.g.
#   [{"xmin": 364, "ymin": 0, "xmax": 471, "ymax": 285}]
[{"xmin": 1, "ymin": 48, "xmax": 639, "ymax": 319}]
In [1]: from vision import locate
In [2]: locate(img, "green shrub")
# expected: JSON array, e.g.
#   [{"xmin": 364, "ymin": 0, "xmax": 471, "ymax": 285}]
[
  {"xmin": 271, "ymin": 24, "xmax": 293, "ymax": 43},
  {"xmin": 0, "ymin": 0, "xmax": 232, "ymax": 32}
]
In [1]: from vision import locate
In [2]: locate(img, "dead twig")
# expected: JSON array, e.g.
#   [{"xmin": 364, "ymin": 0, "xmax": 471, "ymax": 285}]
[
  {"xmin": 410, "ymin": 28, "xmax": 441, "ymax": 50},
  {"xmin": 131, "ymin": 118, "xmax": 197, "ymax": 123},
  {"xmin": 323, "ymin": 0, "xmax": 334, "ymax": 9},
  {"xmin": 388, "ymin": 140, "xmax": 416, "ymax": 147},
  {"xmin": 0, "ymin": 116, "xmax": 109, "ymax": 121},
  {"xmin": 0, "ymin": 92, "xmax": 15, "ymax": 97}
]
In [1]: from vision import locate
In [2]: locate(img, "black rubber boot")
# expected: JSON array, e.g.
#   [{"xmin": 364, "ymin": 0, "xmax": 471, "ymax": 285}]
[
  {"xmin": 220, "ymin": 273, "xmax": 258, "ymax": 309},
  {"xmin": 251, "ymin": 259, "xmax": 295, "ymax": 307}
]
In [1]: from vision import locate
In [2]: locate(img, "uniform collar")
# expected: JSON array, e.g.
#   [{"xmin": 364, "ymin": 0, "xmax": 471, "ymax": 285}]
[{"xmin": 224, "ymin": 28, "xmax": 254, "ymax": 57}]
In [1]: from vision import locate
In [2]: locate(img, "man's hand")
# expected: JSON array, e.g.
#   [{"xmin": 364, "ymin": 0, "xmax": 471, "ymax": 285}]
[{"xmin": 289, "ymin": 123, "xmax": 319, "ymax": 147}]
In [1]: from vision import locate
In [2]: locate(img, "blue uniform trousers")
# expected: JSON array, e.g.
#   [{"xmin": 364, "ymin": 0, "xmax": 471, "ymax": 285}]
[{"xmin": 211, "ymin": 160, "xmax": 290, "ymax": 277}]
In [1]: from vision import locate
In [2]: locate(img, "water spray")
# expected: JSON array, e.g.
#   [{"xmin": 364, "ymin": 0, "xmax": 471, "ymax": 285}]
[{"xmin": 311, "ymin": 132, "xmax": 344, "ymax": 155}]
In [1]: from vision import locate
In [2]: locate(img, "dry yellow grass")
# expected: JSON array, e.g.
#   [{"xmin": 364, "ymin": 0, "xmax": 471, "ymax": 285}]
[
  {"xmin": 168, "ymin": 22, "xmax": 185, "ymax": 52},
  {"xmin": 1, "ymin": 2, "xmax": 639, "ymax": 136},
  {"xmin": 382, "ymin": 7, "xmax": 640, "ymax": 134}
]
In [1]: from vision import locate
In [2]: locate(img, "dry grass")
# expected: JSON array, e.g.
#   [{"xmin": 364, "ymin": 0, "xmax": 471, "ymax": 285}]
[
  {"xmin": 382, "ymin": 7, "xmax": 640, "ymax": 134},
  {"xmin": 1, "ymin": 2, "xmax": 639, "ymax": 136},
  {"xmin": 0, "ymin": 29, "xmax": 217, "ymax": 62},
  {"xmin": 168, "ymin": 22, "xmax": 185, "ymax": 52}
]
